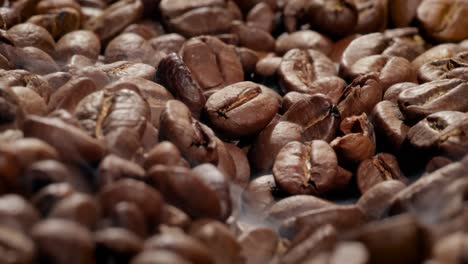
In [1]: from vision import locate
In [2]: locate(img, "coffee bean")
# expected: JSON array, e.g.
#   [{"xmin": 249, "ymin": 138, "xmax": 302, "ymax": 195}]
[
  {"xmin": 357, "ymin": 180, "xmax": 407, "ymax": 220},
  {"xmin": 0, "ymin": 194, "xmax": 39, "ymax": 232},
  {"xmin": 95, "ymin": 227, "xmax": 143, "ymax": 264},
  {"xmin": 242, "ymin": 174, "xmax": 278, "ymax": 212},
  {"xmin": 0, "ymin": 225, "xmax": 35, "ymax": 264},
  {"xmin": 357, "ymin": 153, "xmax": 406, "ymax": 194},
  {"xmin": 267, "ymin": 195, "xmax": 334, "ymax": 221},
  {"xmin": 49, "ymin": 193, "xmax": 100, "ymax": 229},
  {"xmin": 383, "ymin": 82, "xmax": 418, "ymax": 103},
  {"xmin": 131, "ymin": 250, "xmax": 192, "ymax": 264},
  {"xmin": 104, "ymin": 33, "xmax": 157, "ymax": 66},
  {"xmin": 97, "ymin": 154, "xmax": 146, "ymax": 188},
  {"xmin": 307, "ymin": 0, "xmax": 358, "ymax": 38},
  {"xmin": 230, "ymin": 20, "xmax": 275, "ymax": 52},
  {"xmin": 354, "ymin": 0, "xmax": 388, "ymax": 34},
  {"xmin": 389, "ymin": 0, "xmax": 421, "ymax": 27},
  {"xmin": 8, "ymin": 23, "xmax": 55, "ymax": 54},
  {"xmin": 417, "ymin": 58, "xmax": 468, "ymax": 83},
  {"xmin": 246, "ymin": 2, "xmax": 275, "ymax": 33},
  {"xmin": 110, "ymin": 202, "xmax": 147, "ymax": 238},
  {"xmin": 10, "ymin": 86, "xmax": 47, "ymax": 116}
]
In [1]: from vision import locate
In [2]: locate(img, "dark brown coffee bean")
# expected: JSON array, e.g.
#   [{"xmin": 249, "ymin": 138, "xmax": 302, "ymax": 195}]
[
  {"xmin": 156, "ymin": 54, "xmax": 206, "ymax": 118},
  {"xmin": 35, "ymin": 0, "xmax": 81, "ymax": 14},
  {"xmin": 159, "ymin": 100, "xmax": 218, "ymax": 165},
  {"xmin": 75, "ymin": 88, "xmax": 150, "ymax": 159},
  {"xmin": 31, "ymin": 183, "xmax": 75, "ymax": 216},
  {"xmin": 0, "ymin": 70, "xmax": 53, "ymax": 102},
  {"xmin": 267, "ymin": 195, "xmax": 334, "ymax": 221},
  {"xmin": 131, "ymin": 250, "xmax": 191, "ymax": 264},
  {"xmin": 346, "ymin": 214, "xmax": 424, "ymax": 264},
  {"xmin": 273, "ymin": 140, "xmax": 345, "ymax": 195},
  {"xmin": 382, "ymin": 28, "xmax": 426, "ymax": 61},
  {"xmin": 278, "ymin": 49, "xmax": 338, "ymax": 94},
  {"xmin": 331, "ymin": 113, "xmax": 376, "ymax": 164},
  {"xmin": 55, "ymin": 30, "xmax": 100, "ymax": 62},
  {"xmin": 32, "ymin": 219, "xmax": 94, "ymax": 264},
  {"xmin": 123, "ymin": 20, "xmax": 164, "ymax": 40},
  {"xmin": 307, "ymin": 0, "xmax": 358, "ymax": 38},
  {"xmin": 160, "ymin": 0, "xmax": 240, "ymax": 37},
  {"xmin": 95, "ymin": 227, "xmax": 143, "ymax": 264},
  {"xmin": 432, "ymin": 232, "xmax": 468, "ymax": 264},
  {"xmin": 348, "ymin": 54, "xmax": 415, "ymax": 91},
  {"xmin": 238, "ymin": 227, "xmax": 279, "ymax": 264},
  {"xmin": 84, "ymin": 0, "xmax": 143, "ymax": 43},
  {"xmin": 97, "ymin": 154, "xmax": 146, "ymax": 188},
  {"xmin": 148, "ymin": 165, "xmax": 225, "ymax": 220},
  {"xmin": 280, "ymin": 224, "xmax": 337, "ymax": 264},
  {"xmin": 405, "ymin": 111, "xmax": 468, "ymax": 160},
  {"xmin": 23, "ymin": 116, "xmax": 105, "ymax": 164},
  {"xmin": 13, "ymin": 46, "xmax": 59, "ymax": 75},
  {"xmin": 48, "ymin": 77, "xmax": 98, "ymax": 113},
  {"xmin": 417, "ymin": 0, "xmax": 468, "ymax": 42},
  {"xmin": 49, "ymin": 193, "xmax": 100, "ymax": 229},
  {"xmin": 189, "ymin": 220, "xmax": 241, "ymax": 264},
  {"xmin": 357, "ymin": 180, "xmax": 407, "ymax": 220},
  {"xmin": 398, "ymin": 79, "xmax": 468, "ymax": 122},
  {"xmin": 275, "ymin": 30, "xmax": 332, "ymax": 56},
  {"xmin": 100, "ymin": 179, "xmax": 164, "ymax": 227},
  {"xmin": 337, "ymin": 73, "xmax": 382, "ymax": 119},
  {"xmin": 0, "ymin": 86, "xmax": 25, "ymax": 131},
  {"xmin": 160, "ymin": 204, "xmax": 191, "ymax": 230},
  {"xmin": 180, "ymin": 36, "xmax": 243, "ymax": 92},
  {"xmin": 149, "ymin": 33, "xmax": 186, "ymax": 67},
  {"xmin": 389, "ymin": 0, "xmax": 421, "ymax": 27},
  {"xmin": 0, "ymin": 225, "xmax": 35, "ymax": 264},
  {"xmin": 357, "ymin": 153, "xmax": 406, "ymax": 194},
  {"xmin": 0, "ymin": 194, "xmax": 40, "ymax": 232},
  {"xmin": 110, "ymin": 202, "xmax": 147, "ymax": 238},
  {"xmin": 242, "ymin": 174, "xmax": 278, "ymax": 212},
  {"xmin": 250, "ymin": 94, "xmax": 340, "ymax": 171},
  {"xmin": 98, "ymin": 61, "xmax": 156, "ymax": 83},
  {"xmin": 144, "ymin": 141, "xmax": 185, "ymax": 169},
  {"xmin": 224, "ymin": 143, "xmax": 250, "ymax": 187},
  {"xmin": 205, "ymin": 81, "xmax": 279, "ymax": 138},
  {"xmin": 370, "ymin": 100, "xmax": 410, "ymax": 153},
  {"xmin": 144, "ymin": 228, "xmax": 215, "ymax": 264},
  {"xmin": 2, "ymin": 138, "xmax": 59, "ymax": 170},
  {"xmin": 22, "ymin": 159, "xmax": 69, "ymax": 195},
  {"xmin": 235, "ymin": 47, "xmax": 259, "ymax": 75},
  {"xmin": 27, "ymin": 8, "xmax": 80, "ymax": 40},
  {"xmin": 105, "ymin": 33, "xmax": 157, "ymax": 66},
  {"xmin": 425, "ymin": 156, "xmax": 453, "ymax": 173},
  {"xmin": 255, "ymin": 54, "xmax": 281, "ymax": 77},
  {"xmin": 383, "ymin": 82, "xmax": 418, "ymax": 103},
  {"xmin": 412, "ymin": 43, "xmax": 462, "ymax": 71},
  {"xmin": 354, "ymin": 0, "xmax": 388, "ymax": 34},
  {"xmin": 230, "ymin": 20, "xmax": 275, "ymax": 52},
  {"xmin": 246, "ymin": 2, "xmax": 275, "ymax": 33},
  {"xmin": 418, "ymin": 58, "xmax": 468, "ymax": 83},
  {"xmin": 10, "ymin": 86, "xmax": 47, "ymax": 116},
  {"xmin": 8, "ymin": 23, "xmax": 55, "ymax": 54}
]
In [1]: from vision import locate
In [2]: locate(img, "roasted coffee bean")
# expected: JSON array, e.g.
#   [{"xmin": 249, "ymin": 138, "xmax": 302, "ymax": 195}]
[
  {"xmin": 354, "ymin": 0, "xmax": 388, "ymax": 34},
  {"xmin": 0, "ymin": 86, "xmax": 25, "ymax": 131},
  {"xmin": 1, "ymin": 138, "xmax": 59, "ymax": 168},
  {"xmin": 159, "ymin": 100, "xmax": 218, "ymax": 165},
  {"xmin": 48, "ymin": 77, "xmax": 98, "ymax": 113},
  {"xmin": 275, "ymin": 30, "xmax": 332, "ymax": 56},
  {"xmin": 131, "ymin": 249, "xmax": 191, "ymax": 264},
  {"xmin": 205, "ymin": 81, "xmax": 279, "ymax": 138},
  {"xmin": 13, "ymin": 46, "xmax": 59, "ymax": 75},
  {"xmin": 27, "ymin": 8, "xmax": 80, "ymax": 40},
  {"xmin": 143, "ymin": 141, "xmax": 186, "ymax": 169},
  {"xmin": 104, "ymin": 33, "xmax": 157, "ymax": 66},
  {"xmin": 149, "ymin": 33, "xmax": 186, "ymax": 66},
  {"xmin": 189, "ymin": 220, "xmax": 241, "ymax": 264},
  {"xmin": 242, "ymin": 174, "xmax": 278, "ymax": 212},
  {"xmin": 144, "ymin": 228, "xmax": 215, "ymax": 264},
  {"xmin": 255, "ymin": 54, "xmax": 282, "ymax": 77},
  {"xmin": 180, "ymin": 36, "xmax": 243, "ymax": 92},
  {"xmin": 417, "ymin": 0, "xmax": 468, "ymax": 42},
  {"xmin": 273, "ymin": 140, "xmax": 345, "ymax": 195},
  {"xmin": 0, "ymin": 70, "xmax": 53, "ymax": 102},
  {"xmin": 337, "ymin": 73, "xmax": 383, "ymax": 119},
  {"xmin": 235, "ymin": 47, "xmax": 259, "ymax": 76},
  {"xmin": 224, "ymin": 143, "xmax": 250, "ymax": 187},
  {"xmin": 383, "ymin": 82, "xmax": 418, "ymax": 103},
  {"xmin": 357, "ymin": 180, "xmax": 407, "ymax": 220},
  {"xmin": 280, "ymin": 224, "xmax": 337, "ymax": 263},
  {"xmin": 246, "ymin": 2, "xmax": 275, "ymax": 33},
  {"xmin": 99, "ymin": 179, "xmax": 164, "ymax": 227},
  {"xmin": 230, "ymin": 20, "xmax": 275, "ymax": 52},
  {"xmin": 159, "ymin": 0, "xmax": 240, "ymax": 37},
  {"xmin": 49, "ymin": 193, "xmax": 100, "ymax": 229},
  {"xmin": 156, "ymin": 54, "xmax": 206, "ymax": 118},
  {"xmin": 0, "ymin": 225, "xmax": 35, "ymax": 264},
  {"xmin": 331, "ymin": 113, "xmax": 376, "ymax": 164},
  {"xmin": 97, "ymin": 154, "xmax": 146, "ymax": 188},
  {"xmin": 307, "ymin": 0, "xmax": 358, "ymax": 38},
  {"xmin": 35, "ymin": 0, "xmax": 81, "ymax": 14},
  {"xmin": 348, "ymin": 215, "xmax": 425, "ymax": 264},
  {"xmin": 418, "ymin": 58, "xmax": 468, "ymax": 83},
  {"xmin": 31, "ymin": 183, "xmax": 75, "ymax": 216},
  {"xmin": 148, "ymin": 165, "xmax": 227, "ymax": 220},
  {"xmin": 123, "ymin": 20, "xmax": 164, "ymax": 40},
  {"xmin": 0, "ymin": 194, "xmax": 40, "ymax": 232},
  {"xmin": 405, "ymin": 111, "xmax": 468, "ymax": 160},
  {"xmin": 10, "ymin": 86, "xmax": 47, "ymax": 116},
  {"xmin": 74, "ymin": 88, "xmax": 150, "ymax": 159},
  {"xmin": 160, "ymin": 204, "xmax": 191, "ymax": 230},
  {"xmin": 357, "ymin": 153, "xmax": 406, "ymax": 194},
  {"xmin": 348, "ymin": 55, "xmax": 415, "ymax": 91},
  {"xmin": 7, "ymin": 23, "xmax": 55, "ymax": 54},
  {"xmin": 250, "ymin": 94, "xmax": 340, "ymax": 171},
  {"xmin": 398, "ymin": 79, "xmax": 468, "ymax": 122},
  {"xmin": 267, "ymin": 195, "xmax": 334, "ymax": 221},
  {"xmin": 22, "ymin": 159, "xmax": 69, "ymax": 195},
  {"xmin": 412, "ymin": 43, "xmax": 462, "ymax": 70},
  {"xmin": 389, "ymin": 0, "xmax": 421, "ymax": 27},
  {"xmin": 84, "ymin": 0, "xmax": 143, "ymax": 43},
  {"xmin": 425, "ymin": 156, "xmax": 453, "ymax": 173},
  {"xmin": 23, "ymin": 116, "xmax": 105, "ymax": 164},
  {"xmin": 32, "ymin": 219, "xmax": 94, "ymax": 264},
  {"xmin": 238, "ymin": 227, "xmax": 278, "ymax": 264},
  {"xmin": 371, "ymin": 100, "xmax": 410, "ymax": 153},
  {"xmin": 278, "ymin": 49, "xmax": 338, "ymax": 94},
  {"xmin": 95, "ymin": 227, "xmax": 143, "ymax": 264},
  {"xmin": 97, "ymin": 60, "xmax": 156, "ymax": 83},
  {"xmin": 110, "ymin": 202, "xmax": 147, "ymax": 238}
]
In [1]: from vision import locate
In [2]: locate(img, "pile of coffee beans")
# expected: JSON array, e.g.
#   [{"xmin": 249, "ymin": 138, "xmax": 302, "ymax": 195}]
[{"xmin": 0, "ymin": 0, "xmax": 467, "ymax": 263}]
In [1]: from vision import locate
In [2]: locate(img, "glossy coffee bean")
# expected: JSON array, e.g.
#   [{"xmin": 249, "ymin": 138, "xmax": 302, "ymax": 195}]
[
  {"xmin": 95, "ymin": 227, "xmax": 143, "ymax": 264},
  {"xmin": 49, "ymin": 193, "xmax": 100, "ymax": 229},
  {"xmin": 275, "ymin": 29, "xmax": 333, "ymax": 56},
  {"xmin": 0, "ymin": 225, "xmax": 35, "ymax": 264},
  {"xmin": 357, "ymin": 180, "xmax": 407, "ymax": 220},
  {"xmin": 267, "ymin": 195, "xmax": 334, "ymax": 221},
  {"xmin": 307, "ymin": 0, "xmax": 358, "ymax": 38},
  {"xmin": 97, "ymin": 154, "xmax": 146, "ymax": 188},
  {"xmin": 356, "ymin": 153, "xmax": 406, "ymax": 194},
  {"xmin": 8, "ymin": 23, "xmax": 56, "ymax": 54},
  {"xmin": 238, "ymin": 227, "xmax": 279, "ymax": 264},
  {"xmin": 0, "ymin": 194, "xmax": 39, "ymax": 232}
]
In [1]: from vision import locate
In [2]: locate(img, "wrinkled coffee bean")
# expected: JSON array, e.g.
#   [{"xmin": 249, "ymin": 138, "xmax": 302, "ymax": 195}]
[
  {"xmin": 357, "ymin": 153, "xmax": 406, "ymax": 194},
  {"xmin": 418, "ymin": 58, "xmax": 468, "ymax": 83}
]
